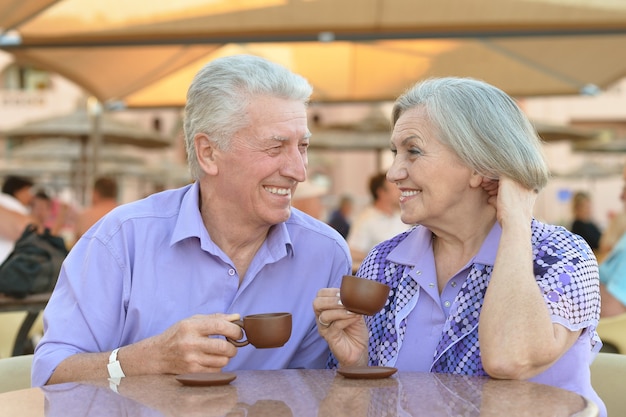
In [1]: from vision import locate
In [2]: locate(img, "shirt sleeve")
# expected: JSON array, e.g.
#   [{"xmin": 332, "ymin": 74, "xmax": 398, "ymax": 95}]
[
  {"xmin": 32, "ymin": 235, "xmax": 127, "ymax": 386},
  {"xmin": 533, "ymin": 228, "xmax": 600, "ymax": 334}
]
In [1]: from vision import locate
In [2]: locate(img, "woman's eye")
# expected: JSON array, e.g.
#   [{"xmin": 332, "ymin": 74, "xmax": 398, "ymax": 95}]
[{"xmin": 409, "ymin": 147, "xmax": 422, "ymax": 155}]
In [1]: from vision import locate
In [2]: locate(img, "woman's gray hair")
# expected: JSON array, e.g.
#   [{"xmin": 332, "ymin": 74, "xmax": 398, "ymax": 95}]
[
  {"xmin": 183, "ymin": 54, "xmax": 313, "ymax": 180},
  {"xmin": 392, "ymin": 77, "xmax": 549, "ymax": 191}
]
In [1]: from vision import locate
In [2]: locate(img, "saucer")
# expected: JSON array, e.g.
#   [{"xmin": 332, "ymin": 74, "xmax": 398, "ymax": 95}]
[
  {"xmin": 175, "ymin": 372, "xmax": 237, "ymax": 386},
  {"xmin": 336, "ymin": 366, "xmax": 397, "ymax": 379}
]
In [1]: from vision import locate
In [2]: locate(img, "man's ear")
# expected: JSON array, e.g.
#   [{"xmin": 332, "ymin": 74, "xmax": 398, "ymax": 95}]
[{"xmin": 195, "ymin": 133, "xmax": 219, "ymax": 175}]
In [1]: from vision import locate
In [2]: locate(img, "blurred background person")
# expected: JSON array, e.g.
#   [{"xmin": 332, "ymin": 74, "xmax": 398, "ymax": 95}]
[
  {"xmin": 0, "ymin": 175, "xmax": 36, "ymax": 263},
  {"xmin": 598, "ymin": 166, "xmax": 626, "ymax": 261},
  {"xmin": 291, "ymin": 179, "xmax": 328, "ymax": 220},
  {"xmin": 347, "ymin": 172, "xmax": 410, "ymax": 266},
  {"xmin": 327, "ymin": 194, "xmax": 353, "ymax": 239},
  {"xmin": 570, "ymin": 191, "xmax": 602, "ymax": 254},
  {"xmin": 31, "ymin": 190, "xmax": 53, "ymax": 230},
  {"xmin": 599, "ymin": 231, "xmax": 626, "ymax": 318},
  {"xmin": 31, "ymin": 189, "xmax": 72, "ymax": 239},
  {"xmin": 74, "ymin": 176, "xmax": 119, "ymax": 241}
]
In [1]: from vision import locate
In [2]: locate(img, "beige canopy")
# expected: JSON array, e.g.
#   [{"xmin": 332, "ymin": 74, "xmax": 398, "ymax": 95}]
[{"xmin": 2, "ymin": 0, "xmax": 626, "ymax": 108}]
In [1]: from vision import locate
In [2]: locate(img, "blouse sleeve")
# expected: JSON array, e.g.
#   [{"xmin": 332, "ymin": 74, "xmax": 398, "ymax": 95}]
[{"xmin": 532, "ymin": 226, "xmax": 600, "ymax": 337}]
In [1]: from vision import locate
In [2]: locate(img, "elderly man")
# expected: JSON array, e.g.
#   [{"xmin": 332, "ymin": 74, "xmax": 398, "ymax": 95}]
[{"xmin": 32, "ymin": 55, "xmax": 351, "ymax": 386}]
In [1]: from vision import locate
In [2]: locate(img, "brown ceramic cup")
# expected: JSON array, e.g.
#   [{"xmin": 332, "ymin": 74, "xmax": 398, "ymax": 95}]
[
  {"xmin": 340, "ymin": 275, "xmax": 390, "ymax": 315},
  {"xmin": 227, "ymin": 312, "xmax": 292, "ymax": 348}
]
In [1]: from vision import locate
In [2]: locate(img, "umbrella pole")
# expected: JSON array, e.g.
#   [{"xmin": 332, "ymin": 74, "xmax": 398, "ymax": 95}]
[
  {"xmin": 87, "ymin": 97, "xmax": 103, "ymax": 206},
  {"xmin": 78, "ymin": 135, "xmax": 88, "ymax": 207}
]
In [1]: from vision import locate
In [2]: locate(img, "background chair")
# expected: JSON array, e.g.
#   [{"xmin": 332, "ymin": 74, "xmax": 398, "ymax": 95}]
[
  {"xmin": 0, "ymin": 354, "xmax": 33, "ymax": 393},
  {"xmin": 0, "ymin": 312, "xmax": 44, "ymax": 358},
  {"xmin": 590, "ymin": 352, "xmax": 626, "ymax": 416},
  {"xmin": 0, "ymin": 312, "xmax": 28, "ymax": 358},
  {"xmin": 596, "ymin": 312, "xmax": 626, "ymax": 353}
]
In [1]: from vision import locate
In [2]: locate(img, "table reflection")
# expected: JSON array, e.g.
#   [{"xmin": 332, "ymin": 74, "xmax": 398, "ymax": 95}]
[{"xmin": 7, "ymin": 370, "xmax": 596, "ymax": 417}]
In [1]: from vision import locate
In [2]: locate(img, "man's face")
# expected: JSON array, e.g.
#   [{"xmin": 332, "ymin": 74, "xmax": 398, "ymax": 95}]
[{"xmin": 212, "ymin": 95, "xmax": 310, "ymax": 228}]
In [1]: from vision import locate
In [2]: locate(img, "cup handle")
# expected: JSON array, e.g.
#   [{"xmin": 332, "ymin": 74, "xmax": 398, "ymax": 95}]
[{"xmin": 226, "ymin": 319, "xmax": 249, "ymax": 347}]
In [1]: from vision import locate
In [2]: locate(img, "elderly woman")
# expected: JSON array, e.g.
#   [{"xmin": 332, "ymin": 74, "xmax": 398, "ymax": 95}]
[{"xmin": 313, "ymin": 77, "xmax": 605, "ymax": 417}]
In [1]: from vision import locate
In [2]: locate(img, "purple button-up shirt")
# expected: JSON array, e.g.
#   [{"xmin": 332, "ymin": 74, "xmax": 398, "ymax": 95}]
[
  {"xmin": 33, "ymin": 182, "xmax": 351, "ymax": 386},
  {"xmin": 355, "ymin": 220, "xmax": 606, "ymax": 417}
]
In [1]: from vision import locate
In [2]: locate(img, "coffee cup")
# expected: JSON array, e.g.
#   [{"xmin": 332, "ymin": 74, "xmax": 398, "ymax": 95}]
[
  {"xmin": 227, "ymin": 312, "xmax": 292, "ymax": 348},
  {"xmin": 340, "ymin": 275, "xmax": 390, "ymax": 315}
]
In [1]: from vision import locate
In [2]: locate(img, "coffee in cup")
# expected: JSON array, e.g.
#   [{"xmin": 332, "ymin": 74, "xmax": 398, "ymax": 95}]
[
  {"xmin": 340, "ymin": 275, "xmax": 390, "ymax": 316},
  {"xmin": 227, "ymin": 312, "xmax": 292, "ymax": 348}
]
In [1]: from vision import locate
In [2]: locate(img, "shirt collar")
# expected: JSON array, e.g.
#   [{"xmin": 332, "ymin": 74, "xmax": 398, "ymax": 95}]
[
  {"xmin": 169, "ymin": 182, "xmax": 294, "ymax": 259},
  {"xmin": 473, "ymin": 221, "xmax": 501, "ymax": 266},
  {"xmin": 169, "ymin": 182, "xmax": 204, "ymax": 246},
  {"xmin": 387, "ymin": 222, "xmax": 502, "ymax": 268}
]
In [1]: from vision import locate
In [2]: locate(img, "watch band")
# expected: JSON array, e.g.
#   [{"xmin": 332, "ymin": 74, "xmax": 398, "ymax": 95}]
[{"xmin": 107, "ymin": 348, "xmax": 126, "ymax": 379}]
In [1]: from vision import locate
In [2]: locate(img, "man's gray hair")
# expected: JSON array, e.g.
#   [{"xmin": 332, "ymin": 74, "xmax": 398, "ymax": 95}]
[{"xmin": 183, "ymin": 55, "xmax": 313, "ymax": 180}]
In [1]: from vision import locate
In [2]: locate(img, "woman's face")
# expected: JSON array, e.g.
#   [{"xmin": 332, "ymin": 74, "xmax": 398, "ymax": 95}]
[{"xmin": 386, "ymin": 106, "xmax": 479, "ymax": 228}]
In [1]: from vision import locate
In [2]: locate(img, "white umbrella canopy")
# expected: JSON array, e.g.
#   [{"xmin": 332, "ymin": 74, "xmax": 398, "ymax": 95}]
[
  {"xmin": 0, "ymin": 156, "xmax": 146, "ymax": 176},
  {"xmin": 531, "ymin": 121, "xmax": 600, "ymax": 143},
  {"xmin": 572, "ymin": 137, "xmax": 626, "ymax": 153},
  {"xmin": 2, "ymin": 0, "xmax": 626, "ymax": 107},
  {"xmin": 309, "ymin": 105, "xmax": 600, "ymax": 150},
  {"xmin": 7, "ymin": 138, "xmax": 146, "ymax": 163},
  {"xmin": 551, "ymin": 160, "xmax": 624, "ymax": 179},
  {"xmin": 0, "ymin": 159, "xmax": 70, "ymax": 176},
  {"xmin": 1, "ymin": 109, "xmax": 171, "ymax": 203},
  {"xmin": 2, "ymin": 109, "xmax": 171, "ymax": 148}
]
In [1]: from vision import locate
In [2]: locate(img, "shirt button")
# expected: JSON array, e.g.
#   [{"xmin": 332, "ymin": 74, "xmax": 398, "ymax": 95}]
[
  {"xmin": 451, "ymin": 281, "xmax": 457, "ymax": 287},
  {"xmin": 415, "ymin": 270, "xmax": 422, "ymax": 275},
  {"xmin": 444, "ymin": 301, "xmax": 451, "ymax": 307},
  {"xmin": 228, "ymin": 269, "xmax": 236, "ymax": 276},
  {"xmin": 428, "ymin": 283, "xmax": 435, "ymax": 288}
]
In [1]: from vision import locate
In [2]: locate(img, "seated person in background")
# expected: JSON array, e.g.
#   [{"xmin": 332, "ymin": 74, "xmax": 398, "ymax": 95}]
[
  {"xmin": 598, "ymin": 168, "xmax": 626, "ymax": 260},
  {"xmin": 32, "ymin": 54, "xmax": 351, "ymax": 386},
  {"xmin": 31, "ymin": 189, "xmax": 69, "ymax": 236},
  {"xmin": 347, "ymin": 172, "xmax": 409, "ymax": 265},
  {"xmin": 0, "ymin": 175, "xmax": 35, "ymax": 263},
  {"xmin": 74, "ymin": 177, "xmax": 119, "ymax": 240},
  {"xmin": 314, "ymin": 77, "xmax": 605, "ymax": 417},
  {"xmin": 291, "ymin": 179, "xmax": 328, "ymax": 220},
  {"xmin": 569, "ymin": 190, "xmax": 601, "ymax": 252},
  {"xmin": 598, "ymin": 231, "xmax": 626, "ymax": 317},
  {"xmin": 327, "ymin": 194, "xmax": 353, "ymax": 239}
]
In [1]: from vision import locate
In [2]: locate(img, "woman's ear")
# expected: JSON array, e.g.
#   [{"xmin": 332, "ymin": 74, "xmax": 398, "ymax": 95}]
[
  {"xmin": 195, "ymin": 133, "xmax": 219, "ymax": 175},
  {"xmin": 469, "ymin": 171, "xmax": 484, "ymax": 189}
]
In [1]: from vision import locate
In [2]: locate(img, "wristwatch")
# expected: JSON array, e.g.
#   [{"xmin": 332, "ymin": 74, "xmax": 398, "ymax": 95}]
[{"xmin": 107, "ymin": 348, "xmax": 126, "ymax": 379}]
